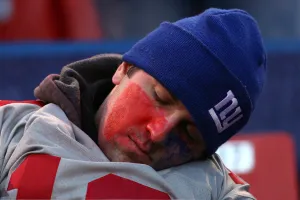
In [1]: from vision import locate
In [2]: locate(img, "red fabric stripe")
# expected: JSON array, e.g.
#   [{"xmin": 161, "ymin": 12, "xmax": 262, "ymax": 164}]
[
  {"xmin": 7, "ymin": 154, "xmax": 61, "ymax": 199},
  {"xmin": 0, "ymin": 100, "xmax": 45, "ymax": 107},
  {"xmin": 86, "ymin": 173, "xmax": 170, "ymax": 199},
  {"xmin": 228, "ymin": 171, "xmax": 245, "ymax": 185}
]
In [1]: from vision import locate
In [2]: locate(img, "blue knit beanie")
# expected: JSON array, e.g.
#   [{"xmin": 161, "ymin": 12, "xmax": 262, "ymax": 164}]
[{"xmin": 123, "ymin": 8, "xmax": 267, "ymax": 155}]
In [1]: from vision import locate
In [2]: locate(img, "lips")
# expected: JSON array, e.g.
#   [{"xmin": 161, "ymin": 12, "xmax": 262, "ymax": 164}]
[{"xmin": 128, "ymin": 136, "xmax": 152, "ymax": 162}]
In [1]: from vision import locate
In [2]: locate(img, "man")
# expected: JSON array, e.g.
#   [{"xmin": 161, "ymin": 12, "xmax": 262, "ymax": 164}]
[{"xmin": 0, "ymin": 8, "xmax": 266, "ymax": 199}]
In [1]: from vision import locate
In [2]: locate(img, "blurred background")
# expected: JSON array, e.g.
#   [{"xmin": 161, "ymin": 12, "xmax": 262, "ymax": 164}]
[{"xmin": 0, "ymin": 0, "xmax": 299, "ymax": 199}]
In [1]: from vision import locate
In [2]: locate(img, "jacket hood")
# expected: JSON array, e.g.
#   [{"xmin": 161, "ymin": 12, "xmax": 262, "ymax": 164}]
[{"xmin": 34, "ymin": 53, "xmax": 123, "ymax": 142}]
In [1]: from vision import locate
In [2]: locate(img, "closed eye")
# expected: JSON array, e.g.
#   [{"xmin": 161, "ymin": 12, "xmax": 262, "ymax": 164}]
[
  {"xmin": 153, "ymin": 89, "xmax": 169, "ymax": 105},
  {"xmin": 182, "ymin": 122, "xmax": 196, "ymax": 141}
]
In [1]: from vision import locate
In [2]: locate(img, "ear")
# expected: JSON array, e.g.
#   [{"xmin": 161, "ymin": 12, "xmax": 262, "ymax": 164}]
[{"xmin": 112, "ymin": 62, "xmax": 131, "ymax": 85}]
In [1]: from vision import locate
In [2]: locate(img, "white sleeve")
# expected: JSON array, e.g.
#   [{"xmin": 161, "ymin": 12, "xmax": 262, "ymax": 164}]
[{"xmin": 212, "ymin": 154, "xmax": 256, "ymax": 200}]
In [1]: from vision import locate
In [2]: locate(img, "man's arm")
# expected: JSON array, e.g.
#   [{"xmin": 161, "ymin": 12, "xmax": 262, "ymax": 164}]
[
  {"xmin": 0, "ymin": 101, "xmax": 42, "ymax": 189},
  {"xmin": 212, "ymin": 154, "xmax": 256, "ymax": 200}
]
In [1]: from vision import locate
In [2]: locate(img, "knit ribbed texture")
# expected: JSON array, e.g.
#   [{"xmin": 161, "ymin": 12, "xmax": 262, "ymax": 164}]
[{"xmin": 123, "ymin": 8, "xmax": 267, "ymax": 154}]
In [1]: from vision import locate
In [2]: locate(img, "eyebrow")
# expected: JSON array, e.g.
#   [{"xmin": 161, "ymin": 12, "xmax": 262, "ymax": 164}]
[{"xmin": 127, "ymin": 65, "xmax": 140, "ymax": 78}]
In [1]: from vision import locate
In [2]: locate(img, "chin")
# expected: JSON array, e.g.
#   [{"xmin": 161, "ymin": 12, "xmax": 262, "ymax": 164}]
[
  {"xmin": 112, "ymin": 156, "xmax": 133, "ymax": 163},
  {"xmin": 150, "ymin": 161, "xmax": 169, "ymax": 171},
  {"xmin": 108, "ymin": 151, "xmax": 137, "ymax": 164}
]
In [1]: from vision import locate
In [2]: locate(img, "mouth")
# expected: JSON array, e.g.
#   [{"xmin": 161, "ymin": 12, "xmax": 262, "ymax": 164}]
[{"xmin": 128, "ymin": 136, "xmax": 152, "ymax": 163}]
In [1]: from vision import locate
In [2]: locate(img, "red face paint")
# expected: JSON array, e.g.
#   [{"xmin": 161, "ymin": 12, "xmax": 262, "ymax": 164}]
[
  {"xmin": 99, "ymin": 80, "xmax": 203, "ymax": 169},
  {"xmin": 103, "ymin": 82, "xmax": 168, "ymax": 143}
]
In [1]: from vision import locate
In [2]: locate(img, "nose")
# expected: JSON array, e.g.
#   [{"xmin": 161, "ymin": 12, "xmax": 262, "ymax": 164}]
[{"xmin": 146, "ymin": 113, "xmax": 180, "ymax": 142}]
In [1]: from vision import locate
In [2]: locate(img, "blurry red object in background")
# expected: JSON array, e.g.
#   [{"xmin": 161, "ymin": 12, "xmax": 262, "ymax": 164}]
[
  {"xmin": 0, "ymin": 0, "xmax": 102, "ymax": 40},
  {"xmin": 217, "ymin": 132, "xmax": 298, "ymax": 200}
]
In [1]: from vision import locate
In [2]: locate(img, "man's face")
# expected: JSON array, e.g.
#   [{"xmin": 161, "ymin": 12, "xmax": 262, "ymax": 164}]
[{"xmin": 97, "ymin": 62, "xmax": 206, "ymax": 170}]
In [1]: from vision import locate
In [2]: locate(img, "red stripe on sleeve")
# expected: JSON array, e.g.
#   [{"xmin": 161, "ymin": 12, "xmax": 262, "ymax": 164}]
[
  {"xmin": 86, "ymin": 173, "xmax": 170, "ymax": 199},
  {"xmin": 0, "ymin": 100, "xmax": 45, "ymax": 107},
  {"xmin": 7, "ymin": 154, "xmax": 61, "ymax": 199}
]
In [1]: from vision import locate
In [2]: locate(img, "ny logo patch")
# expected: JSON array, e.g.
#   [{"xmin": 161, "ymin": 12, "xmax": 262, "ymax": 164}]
[{"xmin": 208, "ymin": 90, "xmax": 243, "ymax": 133}]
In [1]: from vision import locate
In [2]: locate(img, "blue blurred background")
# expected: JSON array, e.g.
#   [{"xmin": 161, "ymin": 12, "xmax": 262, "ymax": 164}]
[{"xmin": 1, "ymin": 0, "xmax": 300, "ymax": 199}]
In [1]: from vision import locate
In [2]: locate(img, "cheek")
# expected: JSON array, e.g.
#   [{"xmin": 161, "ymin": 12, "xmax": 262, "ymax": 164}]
[
  {"xmin": 163, "ymin": 133, "xmax": 193, "ymax": 161},
  {"xmin": 103, "ymin": 82, "xmax": 166, "ymax": 140}
]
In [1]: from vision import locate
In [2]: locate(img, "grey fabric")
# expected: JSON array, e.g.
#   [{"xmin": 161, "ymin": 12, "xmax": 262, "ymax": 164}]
[
  {"xmin": 34, "ymin": 53, "xmax": 122, "ymax": 142},
  {"xmin": 34, "ymin": 74, "xmax": 81, "ymax": 127},
  {"xmin": 0, "ymin": 103, "xmax": 255, "ymax": 199}
]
